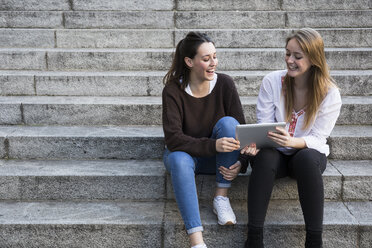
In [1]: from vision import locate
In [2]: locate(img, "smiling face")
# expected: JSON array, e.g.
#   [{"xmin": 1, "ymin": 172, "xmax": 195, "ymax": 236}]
[
  {"xmin": 285, "ymin": 38, "xmax": 312, "ymax": 79},
  {"xmin": 185, "ymin": 42, "xmax": 218, "ymax": 84}
]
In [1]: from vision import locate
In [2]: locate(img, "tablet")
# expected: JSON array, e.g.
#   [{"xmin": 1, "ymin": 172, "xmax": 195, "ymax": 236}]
[{"xmin": 236, "ymin": 122, "xmax": 286, "ymax": 149}]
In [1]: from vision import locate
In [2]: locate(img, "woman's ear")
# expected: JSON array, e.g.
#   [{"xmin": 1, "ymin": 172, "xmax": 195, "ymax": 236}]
[{"xmin": 184, "ymin": 57, "xmax": 193, "ymax": 68}]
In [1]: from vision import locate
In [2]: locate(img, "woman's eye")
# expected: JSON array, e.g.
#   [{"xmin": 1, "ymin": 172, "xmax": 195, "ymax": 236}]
[
  {"xmin": 295, "ymin": 57, "xmax": 302, "ymax": 60},
  {"xmin": 285, "ymin": 53, "xmax": 290, "ymax": 57}
]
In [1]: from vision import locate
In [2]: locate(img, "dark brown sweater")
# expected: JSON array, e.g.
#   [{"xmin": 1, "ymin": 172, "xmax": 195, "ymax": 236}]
[{"xmin": 162, "ymin": 73, "xmax": 250, "ymax": 172}]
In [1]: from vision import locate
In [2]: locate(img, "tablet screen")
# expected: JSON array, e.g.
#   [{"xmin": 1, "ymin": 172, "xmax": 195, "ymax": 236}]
[{"xmin": 236, "ymin": 122, "xmax": 286, "ymax": 149}]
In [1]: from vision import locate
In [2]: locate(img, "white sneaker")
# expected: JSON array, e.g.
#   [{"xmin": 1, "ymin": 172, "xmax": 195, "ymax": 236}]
[
  {"xmin": 191, "ymin": 243, "xmax": 207, "ymax": 248},
  {"xmin": 213, "ymin": 196, "xmax": 236, "ymax": 225}
]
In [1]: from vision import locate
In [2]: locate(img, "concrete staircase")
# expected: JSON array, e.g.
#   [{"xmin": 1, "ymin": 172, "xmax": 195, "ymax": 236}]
[{"xmin": 0, "ymin": 0, "xmax": 371, "ymax": 247}]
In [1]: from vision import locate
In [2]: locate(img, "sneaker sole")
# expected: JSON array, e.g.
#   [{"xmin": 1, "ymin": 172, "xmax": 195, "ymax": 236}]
[{"xmin": 213, "ymin": 208, "xmax": 237, "ymax": 225}]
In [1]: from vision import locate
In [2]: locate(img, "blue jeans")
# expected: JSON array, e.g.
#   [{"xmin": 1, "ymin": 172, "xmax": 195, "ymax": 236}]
[{"xmin": 163, "ymin": 116, "xmax": 240, "ymax": 234}]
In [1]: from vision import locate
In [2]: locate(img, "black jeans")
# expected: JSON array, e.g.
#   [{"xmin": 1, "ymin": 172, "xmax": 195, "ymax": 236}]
[{"xmin": 248, "ymin": 148, "xmax": 327, "ymax": 232}]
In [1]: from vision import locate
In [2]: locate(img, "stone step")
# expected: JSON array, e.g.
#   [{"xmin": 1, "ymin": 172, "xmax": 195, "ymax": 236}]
[
  {"xmin": 0, "ymin": 159, "xmax": 369, "ymax": 201},
  {"xmin": 0, "ymin": 0, "xmax": 70, "ymax": 10},
  {"xmin": 1, "ymin": 70, "xmax": 370, "ymax": 97},
  {"xmin": 168, "ymin": 160, "xmax": 372, "ymax": 202},
  {"xmin": 2, "ymin": 28, "xmax": 371, "ymax": 48},
  {"xmin": 0, "ymin": 125, "xmax": 165, "ymax": 160},
  {"xmin": 0, "ymin": 125, "xmax": 370, "ymax": 160},
  {"xmin": 0, "ymin": 200, "xmax": 165, "ymax": 247},
  {"xmin": 0, "ymin": 11, "xmax": 63, "ymax": 28},
  {"xmin": 1, "ymin": 48, "xmax": 371, "ymax": 71},
  {"xmin": 164, "ymin": 200, "xmax": 371, "ymax": 248},
  {"xmin": 1, "ymin": 0, "xmax": 370, "ymax": 11},
  {"xmin": 177, "ymin": 0, "xmax": 371, "ymax": 11},
  {"xmin": 0, "ymin": 96, "xmax": 370, "ymax": 125},
  {"xmin": 0, "ymin": 199, "xmax": 370, "ymax": 247},
  {"xmin": 1, "ymin": 10, "xmax": 371, "ymax": 29},
  {"xmin": 176, "ymin": 28, "xmax": 372, "ymax": 48},
  {"xmin": 0, "ymin": 159, "xmax": 165, "ymax": 200},
  {"xmin": 176, "ymin": 10, "xmax": 372, "ymax": 29}
]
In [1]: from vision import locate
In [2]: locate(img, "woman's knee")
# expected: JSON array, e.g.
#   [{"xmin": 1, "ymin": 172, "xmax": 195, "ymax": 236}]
[
  {"xmin": 215, "ymin": 116, "xmax": 239, "ymax": 137},
  {"xmin": 166, "ymin": 151, "xmax": 195, "ymax": 174},
  {"xmin": 251, "ymin": 148, "xmax": 281, "ymax": 173},
  {"xmin": 291, "ymin": 149, "xmax": 326, "ymax": 175}
]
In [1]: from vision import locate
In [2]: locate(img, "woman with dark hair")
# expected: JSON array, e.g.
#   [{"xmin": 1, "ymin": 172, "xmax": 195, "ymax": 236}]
[
  {"xmin": 162, "ymin": 32, "xmax": 248, "ymax": 248},
  {"xmin": 241, "ymin": 28, "xmax": 342, "ymax": 248}
]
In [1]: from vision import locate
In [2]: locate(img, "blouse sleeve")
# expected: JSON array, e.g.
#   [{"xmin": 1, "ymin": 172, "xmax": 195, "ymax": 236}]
[
  {"xmin": 162, "ymin": 86, "xmax": 217, "ymax": 157},
  {"xmin": 256, "ymin": 75, "xmax": 277, "ymax": 123},
  {"xmin": 302, "ymin": 87, "xmax": 342, "ymax": 150}
]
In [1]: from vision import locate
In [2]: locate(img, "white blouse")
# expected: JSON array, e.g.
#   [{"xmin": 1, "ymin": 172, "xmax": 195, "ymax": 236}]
[{"xmin": 257, "ymin": 70, "xmax": 342, "ymax": 156}]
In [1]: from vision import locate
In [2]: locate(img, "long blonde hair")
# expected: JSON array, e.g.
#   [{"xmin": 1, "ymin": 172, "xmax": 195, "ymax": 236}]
[{"xmin": 283, "ymin": 28, "xmax": 337, "ymax": 129}]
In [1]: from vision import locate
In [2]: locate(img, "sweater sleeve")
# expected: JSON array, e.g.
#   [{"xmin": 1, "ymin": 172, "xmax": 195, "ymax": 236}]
[{"xmin": 162, "ymin": 85, "xmax": 217, "ymax": 157}]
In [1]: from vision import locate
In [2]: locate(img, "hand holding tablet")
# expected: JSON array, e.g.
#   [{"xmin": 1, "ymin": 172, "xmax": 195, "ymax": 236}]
[{"xmin": 235, "ymin": 122, "xmax": 287, "ymax": 149}]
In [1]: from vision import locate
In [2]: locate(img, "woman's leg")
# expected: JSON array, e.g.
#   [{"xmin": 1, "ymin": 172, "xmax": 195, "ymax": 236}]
[
  {"xmin": 163, "ymin": 149, "xmax": 205, "ymax": 246},
  {"xmin": 246, "ymin": 148, "xmax": 287, "ymax": 247},
  {"xmin": 211, "ymin": 116, "xmax": 240, "ymax": 189},
  {"xmin": 209, "ymin": 116, "xmax": 240, "ymax": 225},
  {"xmin": 288, "ymin": 148, "xmax": 327, "ymax": 247}
]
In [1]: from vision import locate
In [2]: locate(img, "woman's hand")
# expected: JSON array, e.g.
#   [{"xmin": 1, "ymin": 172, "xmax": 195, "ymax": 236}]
[
  {"xmin": 216, "ymin": 137, "xmax": 240, "ymax": 153},
  {"xmin": 240, "ymin": 143, "xmax": 260, "ymax": 156},
  {"xmin": 268, "ymin": 126, "xmax": 292, "ymax": 147},
  {"xmin": 219, "ymin": 161, "xmax": 242, "ymax": 181},
  {"xmin": 268, "ymin": 126, "xmax": 307, "ymax": 149}
]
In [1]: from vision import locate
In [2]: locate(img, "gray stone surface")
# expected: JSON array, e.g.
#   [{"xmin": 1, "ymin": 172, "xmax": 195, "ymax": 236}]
[
  {"xmin": 0, "ymin": 11, "xmax": 63, "ymax": 28},
  {"xmin": 325, "ymin": 48, "xmax": 372, "ymax": 70},
  {"xmin": 0, "ymin": 95, "xmax": 368, "ymax": 125},
  {"xmin": 47, "ymin": 49, "xmax": 172, "ymax": 71},
  {"xmin": 0, "ymin": 50, "xmax": 46, "ymax": 70},
  {"xmin": 0, "ymin": 103, "xmax": 21, "ymax": 124},
  {"xmin": 73, "ymin": 0, "xmax": 174, "ymax": 10},
  {"xmin": 57, "ymin": 29, "xmax": 173, "ymax": 48},
  {"xmin": 338, "ymin": 96, "xmax": 372, "ymax": 124},
  {"xmin": 16, "ymin": 96, "xmax": 162, "ymax": 125},
  {"xmin": 286, "ymin": 11, "xmax": 372, "ymax": 28},
  {"xmin": 0, "ymin": 29, "xmax": 55, "ymax": 48},
  {"xmin": 35, "ymin": 71, "xmax": 164, "ymax": 96},
  {"xmin": 176, "ymin": 11, "xmax": 285, "ymax": 29},
  {"xmin": 64, "ymin": 11, "xmax": 174, "ymax": 29},
  {"xmin": 0, "ymin": 201, "xmax": 163, "ymax": 247},
  {"xmin": 45, "ymin": 48, "xmax": 372, "ymax": 71},
  {"xmin": 331, "ymin": 160, "xmax": 372, "ymax": 200},
  {"xmin": 164, "ymin": 200, "xmax": 359, "ymax": 248},
  {"xmin": 0, "ymin": 137, "xmax": 5, "ymax": 158},
  {"xmin": 0, "ymin": 159, "xmax": 165, "ymax": 200},
  {"xmin": 346, "ymin": 202, "xmax": 372, "ymax": 248},
  {"xmin": 2, "ymin": 70, "xmax": 367, "ymax": 97},
  {"xmin": 167, "ymin": 163, "xmax": 342, "ymax": 201},
  {"xmin": 0, "ymin": 73, "xmax": 35, "ymax": 95},
  {"xmin": 0, "ymin": 0, "xmax": 70, "ymax": 10},
  {"xmin": 177, "ymin": 28, "xmax": 372, "ymax": 48},
  {"xmin": 282, "ymin": 0, "xmax": 372, "ymax": 10},
  {"xmin": 332, "ymin": 70, "xmax": 372, "ymax": 96},
  {"xmin": 329, "ymin": 125, "xmax": 372, "ymax": 160},
  {"xmin": 177, "ymin": 0, "xmax": 280, "ymax": 10},
  {"xmin": 6, "ymin": 125, "xmax": 164, "ymax": 159}
]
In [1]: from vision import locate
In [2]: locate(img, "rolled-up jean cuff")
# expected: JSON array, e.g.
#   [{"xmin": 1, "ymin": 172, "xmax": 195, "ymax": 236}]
[
  {"xmin": 216, "ymin": 182, "xmax": 231, "ymax": 188},
  {"xmin": 187, "ymin": 226, "xmax": 204, "ymax": 235}
]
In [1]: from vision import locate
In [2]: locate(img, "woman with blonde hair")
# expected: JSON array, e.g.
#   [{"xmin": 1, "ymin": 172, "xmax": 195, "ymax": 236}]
[{"xmin": 241, "ymin": 28, "xmax": 342, "ymax": 247}]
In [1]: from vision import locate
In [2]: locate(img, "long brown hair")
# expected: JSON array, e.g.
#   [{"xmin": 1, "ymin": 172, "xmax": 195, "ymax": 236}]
[
  {"xmin": 283, "ymin": 28, "xmax": 337, "ymax": 129},
  {"xmin": 163, "ymin": 32, "xmax": 214, "ymax": 90}
]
